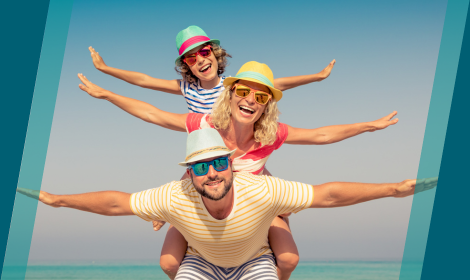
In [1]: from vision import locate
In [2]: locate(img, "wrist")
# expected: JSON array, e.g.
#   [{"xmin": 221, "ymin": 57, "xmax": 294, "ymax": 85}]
[
  {"xmin": 98, "ymin": 65, "xmax": 109, "ymax": 73},
  {"xmin": 363, "ymin": 122, "xmax": 377, "ymax": 132},
  {"xmin": 51, "ymin": 194, "xmax": 63, "ymax": 208}
]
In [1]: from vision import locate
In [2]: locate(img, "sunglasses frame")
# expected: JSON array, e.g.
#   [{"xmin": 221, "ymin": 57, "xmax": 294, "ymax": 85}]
[
  {"xmin": 183, "ymin": 45, "xmax": 213, "ymax": 66},
  {"xmin": 188, "ymin": 156, "xmax": 230, "ymax": 176},
  {"xmin": 231, "ymin": 83, "xmax": 272, "ymax": 105}
]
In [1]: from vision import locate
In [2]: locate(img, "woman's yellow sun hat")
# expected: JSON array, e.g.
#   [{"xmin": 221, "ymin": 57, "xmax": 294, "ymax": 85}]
[{"xmin": 223, "ymin": 61, "xmax": 283, "ymax": 102}]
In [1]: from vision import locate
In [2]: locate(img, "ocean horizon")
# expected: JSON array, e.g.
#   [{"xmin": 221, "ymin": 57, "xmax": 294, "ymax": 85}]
[{"xmin": 19, "ymin": 260, "xmax": 410, "ymax": 279}]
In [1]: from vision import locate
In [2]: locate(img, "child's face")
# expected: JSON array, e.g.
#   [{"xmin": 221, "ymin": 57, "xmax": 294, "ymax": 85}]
[
  {"xmin": 185, "ymin": 45, "xmax": 219, "ymax": 83},
  {"xmin": 230, "ymin": 80, "xmax": 269, "ymax": 125}
]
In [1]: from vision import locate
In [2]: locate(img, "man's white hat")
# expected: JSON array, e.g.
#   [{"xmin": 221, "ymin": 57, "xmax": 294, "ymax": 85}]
[{"xmin": 179, "ymin": 128, "xmax": 236, "ymax": 166}]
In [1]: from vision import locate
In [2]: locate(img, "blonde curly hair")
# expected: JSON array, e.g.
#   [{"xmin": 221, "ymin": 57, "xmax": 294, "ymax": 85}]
[
  {"xmin": 175, "ymin": 43, "xmax": 231, "ymax": 84},
  {"xmin": 211, "ymin": 86, "xmax": 280, "ymax": 146}
]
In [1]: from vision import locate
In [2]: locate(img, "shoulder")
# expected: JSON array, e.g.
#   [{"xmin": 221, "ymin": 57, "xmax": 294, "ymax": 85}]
[
  {"xmin": 186, "ymin": 113, "xmax": 214, "ymax": 133},
  {"xmin": 272, "ymin": 122, "xmax": 289, "ymax": 149},
  {"xmin": 233, "ymin": 172, "xmax": 267, "ymax": 188}
]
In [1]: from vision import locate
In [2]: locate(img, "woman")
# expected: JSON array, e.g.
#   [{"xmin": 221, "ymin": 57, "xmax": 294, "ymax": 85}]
[{"xmin": 78, "ymin": 61, "xmax": 398, "ymax": 280}]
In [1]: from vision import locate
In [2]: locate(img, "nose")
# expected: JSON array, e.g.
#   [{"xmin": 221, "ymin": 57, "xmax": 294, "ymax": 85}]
[
  {"xmin": 244, "ymin": 90, "xmax": 256, "ymax": 105},
  {"xmin": 196, "ymin": 54, "xmax": 205, "ymax": 65},
  {"xmin": 206, "ymin": 164, "xmax": 218, "ymax": 178}
]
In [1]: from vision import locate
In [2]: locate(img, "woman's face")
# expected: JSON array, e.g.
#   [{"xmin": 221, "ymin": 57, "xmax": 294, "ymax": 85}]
[
  {"xmin": 184, "ymin": 44, "xmax": 219, "ymax": 83},
  {"xmin": 230, "ymin": 80, "xmax": 271, "ymax": 125}
]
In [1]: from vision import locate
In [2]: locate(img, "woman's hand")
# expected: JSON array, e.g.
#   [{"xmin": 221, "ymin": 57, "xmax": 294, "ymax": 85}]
[
  {"xmin": 368, "ymin": 111, "xmax": 399, "ymax": 132},
  {"xmin": 78, "ymin": 73, "xmax": 111, "ymax": 99},
  {"xmin": 317, "ymin": 59, "xmax": 336, "ymax": 81},
  {"xmin": 89, "ymin": 46, "xmax": 107, "ymax": 71}
]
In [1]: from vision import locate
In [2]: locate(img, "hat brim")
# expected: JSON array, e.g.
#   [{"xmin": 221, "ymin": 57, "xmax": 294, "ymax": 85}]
[
  {"xmin": 175, "ymin": 39, "xmax": 220, "ymax": 66},
  {"xmin": 178, "ymin": 149, "xmax": 236, "ymax": 167},
  {"xmin": 223, "ymin": 77, "xmax": 283, "ymax": 102}
]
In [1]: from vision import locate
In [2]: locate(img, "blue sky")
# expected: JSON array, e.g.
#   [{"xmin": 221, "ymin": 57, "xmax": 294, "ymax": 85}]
[{"xmin": 29, "ymin": 0, "xmax": 447, "ymax": 261}]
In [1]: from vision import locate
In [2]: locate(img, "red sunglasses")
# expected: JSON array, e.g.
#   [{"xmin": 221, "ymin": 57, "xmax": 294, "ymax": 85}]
[{"xmin": 183, "ymin": 45, "xmax": 212, "ymax": 66}]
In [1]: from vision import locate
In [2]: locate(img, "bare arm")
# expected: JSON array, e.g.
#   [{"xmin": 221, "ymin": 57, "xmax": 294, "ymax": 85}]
[
  {"xmin": 38, "ymin": 190, "xmax": 133, "ymax": 216},
  {"xmin": 89, "ymin": 47, "xmax": 182, "ymax": 95},
  {"xmin": 78, "ymin": 74, "xmax": 187, "ymax": 132},
  {"xmin": 273, "ymin": 59, "xmax": 336, "ymax": 91},
  {"xmin": 311, "ymin": 178, "xmax": 437, "ymax": 208},
  {"xmin": 285, "ymin": 111, "xmax": 398, "ymax": 145}
]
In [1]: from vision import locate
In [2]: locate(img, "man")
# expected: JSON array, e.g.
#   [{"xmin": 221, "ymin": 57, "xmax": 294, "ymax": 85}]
[{"xmin": 21, "ymin": 128, "xmax": 436, "ymax": 280}]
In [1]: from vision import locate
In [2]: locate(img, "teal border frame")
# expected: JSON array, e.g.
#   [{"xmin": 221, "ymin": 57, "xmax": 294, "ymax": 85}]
[
  {"xmin": 400, "ymin": 1, "xmax": 469, "ymax": 279},
  {"xmin": 1, "ymin": 1, "xmax": 469, "ymax": 279},
  {"xmin": 1, "ymin": 1, "xmax": 73, "ymax": 279}
]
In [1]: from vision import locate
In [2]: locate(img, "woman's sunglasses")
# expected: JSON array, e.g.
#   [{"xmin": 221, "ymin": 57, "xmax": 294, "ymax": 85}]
[
  {"xmin": 183, "ymin": 45, "xmax": 212, "ymax": 66},
  {"xmin": 231, "ymin": 84, "xmax": 272, "ymax": 105},
  {"xmin": 188, "ymin": 156, "xmax": 230, "ymax": 176}
]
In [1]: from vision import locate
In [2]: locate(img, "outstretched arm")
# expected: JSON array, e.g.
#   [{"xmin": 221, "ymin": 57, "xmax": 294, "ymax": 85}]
[
  {"xmin": 89, "ymin": 47, "xmax": 181, "ymax": 95},
  {"xmin": 273, "ymin": 59, "xmax": 336, "ymax": 91},
  {"xmin": 311, "ymin": 177, "xmax": 438, "ymax": 208},
  {"xmin": 78, "ymin": 74, "xmax": 187, "ymax": 132},
  {"xmin": 285, "ymin": 111, "xmax": 398, "ymax": 145},
  {"xmin": 33, "ymin": 190, "xmax": 133, "ymax": 216}
]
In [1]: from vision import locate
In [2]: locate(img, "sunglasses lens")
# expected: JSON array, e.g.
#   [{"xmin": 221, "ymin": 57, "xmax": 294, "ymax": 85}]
[
  {"xmin": 185, "ymin": 56, "xmax": 197, "ymax": 66},
  {"xmin": 193, "ymin": 163, "xmax": 208, "ymax": 176},
  {"xmin": 236, "ymin": 88, "xmax": 250, "ymax": 97},
  {"xmin": 255, "ymin": 93, "xmax": 270, "ymax": 105},
  {"xmin": 199, "ymin": 49, "xmax": 211, "ymax": 57},
  {"xmin": 213, "ymin": 158, "xmax": 229, "ymax": 171}
]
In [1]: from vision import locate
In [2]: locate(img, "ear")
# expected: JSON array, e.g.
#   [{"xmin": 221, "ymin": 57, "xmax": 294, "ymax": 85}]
[{"xmin": 186, "ymin": 168, "xmax": 191, "ymax": 177}]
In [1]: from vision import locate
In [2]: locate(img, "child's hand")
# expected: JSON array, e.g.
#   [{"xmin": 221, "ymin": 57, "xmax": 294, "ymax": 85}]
[
  {"xmin": 317, "ymin": 59, "xmax": 336, "ymax": 81},
  {"xmin": 89, "ymin": 46, "xmax": 107, "ymax": 71},
  {"xmin": 152, "ymin": 220, "xmax": 166, "ymax": 231},
  {"xmin": 78, "ymin": 73, "xmax": 110, "ymax": 99},
  {"xmin": 369, "ymin": 111, "xmax": 399, "ymax": 131}
]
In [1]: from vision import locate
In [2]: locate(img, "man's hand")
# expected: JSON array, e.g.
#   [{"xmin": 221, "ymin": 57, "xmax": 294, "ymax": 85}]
[
  {"xmin": 394, "ymin": 177, "xmax": 438, "ymax": 198},
  {"xmin": 317, "ymin": 59, "xmax": 336, "ymax": 81},
  {"xmin": 89, "ymin": 46, "xmax": 107, "ymax": 71},
  {"xmin": 368, "ymin": 111, "xmax": 399, "ymax": 132},
  {"xmin": 17, "ymin": 188, "xmax": 60, "ymax": 207},
  {"xmin": 152, "ymin": 220, "xmax": 166, "ymax": 231},
  {"xmin": 78, "ymin": 73, "xmax": 111, "ymax": 99}
]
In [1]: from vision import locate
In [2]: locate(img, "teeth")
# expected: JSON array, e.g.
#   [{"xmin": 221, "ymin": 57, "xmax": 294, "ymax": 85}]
[
  {"xmin": 200, "ymin": 64, "xmax": 210, "ymax": 72},
  {"xmin": 240, "ymin": 106, "xmax": 254, "ymax": 112}
]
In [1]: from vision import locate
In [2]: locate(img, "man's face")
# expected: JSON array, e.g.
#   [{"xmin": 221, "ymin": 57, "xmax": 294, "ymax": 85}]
[{"xmin": 188, "ymin": 156, "xmax": 234, "ymax": 201}]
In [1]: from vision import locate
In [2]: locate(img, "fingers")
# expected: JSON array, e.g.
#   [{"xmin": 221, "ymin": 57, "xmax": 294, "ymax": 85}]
[
  {"xmin": 330, "ymin": 59, "xmax": 336, "ymax": 66},
  {"xmin": 17, "ymin": 187, "xmax": 40, "ymax": 200},
  {"xmin": 77, "ymin": 73, "xmax": 91, "ymax": 86},
  {"xmin": 385, "ymin": 111, "xmax": 398, "ymax": 120},
  {"xmin": 89, "ymin": 46, "xmax": 98, "ymax": 55},
  {"xmin": 153, "ymin": 220, "xmax": 166, "ymax": 231},
  {"xmin": 415, "ymin": 177, "xmax": 439, "ymax": 194}
]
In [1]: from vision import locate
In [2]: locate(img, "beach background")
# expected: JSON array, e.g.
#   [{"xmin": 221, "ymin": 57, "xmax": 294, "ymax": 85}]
[{"xmin": 23, "ymin": 0, "xmax": 447, "ymax": 278}]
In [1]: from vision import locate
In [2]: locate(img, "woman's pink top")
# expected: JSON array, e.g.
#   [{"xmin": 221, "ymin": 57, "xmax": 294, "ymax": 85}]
[{"xmin": 186, "ymin": 113, "xmax": 288, "ymax": 175}]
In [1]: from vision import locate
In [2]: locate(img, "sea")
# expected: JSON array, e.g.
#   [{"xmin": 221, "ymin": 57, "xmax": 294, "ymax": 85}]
[{"xmin": 20, "ymin": 261, "xmax": 403, "ymax": 279}]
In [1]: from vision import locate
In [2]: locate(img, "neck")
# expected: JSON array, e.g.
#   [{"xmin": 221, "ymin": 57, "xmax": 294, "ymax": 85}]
[
  {"xmin": 221, "ymin": 120, "xmax": 256, "ymax": 147},
  {"xmin": 199, "ymin": 76, "xmax": 220, "ymax": 90},
  {"xmin": 202, "ymin": 187, "xmax": 234, "ymax": 220}
]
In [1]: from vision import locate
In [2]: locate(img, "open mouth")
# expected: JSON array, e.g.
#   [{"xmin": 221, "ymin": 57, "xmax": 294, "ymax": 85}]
[
  {"xmin": 199, "ymin": 64, "xmax": 212, "ymax": 74},
  {"xmin": 239, "ymin": 105, "xmax": 255, "ymax": 115},
  {"xmin": 205, "ymin": 180, "xmax": 222, "ymax": 188}
]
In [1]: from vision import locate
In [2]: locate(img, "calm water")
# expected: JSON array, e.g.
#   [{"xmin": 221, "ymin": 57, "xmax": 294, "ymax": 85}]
[{"xmin": 22, "ymin": 261, "xmax": 402, "ymax": 280}]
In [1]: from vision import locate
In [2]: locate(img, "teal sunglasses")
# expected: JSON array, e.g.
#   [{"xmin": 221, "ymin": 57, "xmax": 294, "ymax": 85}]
[{"xmin": 188, "ymin": 156, "xmax": 230, "ymax": 176}]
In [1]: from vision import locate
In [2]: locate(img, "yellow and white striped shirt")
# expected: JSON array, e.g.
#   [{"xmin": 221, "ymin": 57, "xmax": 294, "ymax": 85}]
[{"xmin": 130, "ymin": 172, "xmax": 314, "ymax": 268}]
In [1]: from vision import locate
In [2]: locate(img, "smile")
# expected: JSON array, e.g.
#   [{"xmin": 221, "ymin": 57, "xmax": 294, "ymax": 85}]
[
  {"xmin": 239, "ymin": 105, "xmax": 255, "ymax": 115},
  {"xmin": 199, "ymin": 64, "xmax": 211, "ymax": 73}
]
